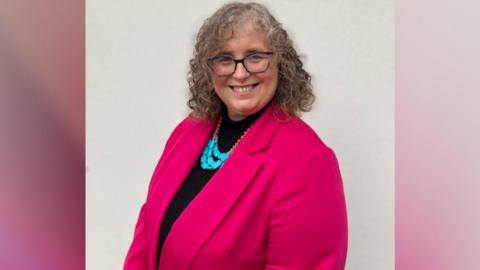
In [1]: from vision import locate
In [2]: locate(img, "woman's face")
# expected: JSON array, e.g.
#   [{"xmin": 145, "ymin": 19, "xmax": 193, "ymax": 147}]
[{"xmin": 211, "ymin": 24, "xmax": 278, "ymax": 121}]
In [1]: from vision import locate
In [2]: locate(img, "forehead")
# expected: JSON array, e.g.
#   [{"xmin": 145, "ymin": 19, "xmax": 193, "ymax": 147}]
[{"xmin": 216, "ymin": 23, "xmax": 270, "ymax": 55}]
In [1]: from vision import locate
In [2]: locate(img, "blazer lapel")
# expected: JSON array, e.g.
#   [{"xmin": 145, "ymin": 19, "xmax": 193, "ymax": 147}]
[
  {"xmin": 146, "ymin": 118, "xmax": 215, "ymax": 270},
  {"xmin": 158, "ymin": 103, "xmax": 282, "ymax": 270},
  {"xmin": 158, "ymin": 148, "xmax": 264, "ymax": 270}
]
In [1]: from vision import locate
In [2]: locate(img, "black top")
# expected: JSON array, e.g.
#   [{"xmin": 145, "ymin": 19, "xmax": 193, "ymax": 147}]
[{"xmin": 156, "ymin": 105, "xmax": 265, "ymax": 265}]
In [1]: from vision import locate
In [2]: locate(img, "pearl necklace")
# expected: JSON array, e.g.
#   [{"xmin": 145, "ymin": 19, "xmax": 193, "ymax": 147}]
[{"xmin": 200, "ymin": 117, "xmax": 250, "ymax": 170}]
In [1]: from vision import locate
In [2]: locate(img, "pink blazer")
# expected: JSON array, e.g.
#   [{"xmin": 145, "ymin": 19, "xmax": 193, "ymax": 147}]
[{"xmin": 124, "ymin": 103, "xmax": 348, "ymax": 270}]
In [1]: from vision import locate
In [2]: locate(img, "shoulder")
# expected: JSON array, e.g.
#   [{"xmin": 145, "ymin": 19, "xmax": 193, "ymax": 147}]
[
  {"xmin": 267, "ymin": 115, "xmax": 340, "ymax": 176},
  {"xmin": 268, "ymin": 117, "xmax": 344, "ymax": 201},
  {"xmin": 273, "ymin": 116, "xmax": 331, "ymax": 154},
  {"xmin": 171, "ymin": 113, "xmax": 210, "ymax": 133},
  {"xmin": 163, "ymin": 113, "xmax": 212, "ymax": 150},
  {"xmin": 170, "ymin": 112, "xmax": 213, "ymax": 135}
]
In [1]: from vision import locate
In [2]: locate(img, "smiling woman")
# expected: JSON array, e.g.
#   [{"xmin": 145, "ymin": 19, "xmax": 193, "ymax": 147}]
[
  {"xmin": 124, "ymin": 2, "xmax": 348, "ymax": 270},
  {"xmin": 209, "ymin": 23, "xmax": 278, "ymax": 121}
]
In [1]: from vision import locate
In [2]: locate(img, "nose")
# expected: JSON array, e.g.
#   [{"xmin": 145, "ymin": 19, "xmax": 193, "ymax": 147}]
[{"xmin": 232, "ymin": 62, "xmax": 250, "ymax": 80}]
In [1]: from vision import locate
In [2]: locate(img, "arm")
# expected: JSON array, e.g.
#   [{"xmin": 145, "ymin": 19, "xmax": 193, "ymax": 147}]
[
  {"xmin": 124, "ymin": 118, "xmax": 189, "ymax": 270},
  {"xmin": 124, "ymin": 203, "xmax": 148, "ymax": 270},
  {"xmin": 265, "ymin": 147, "xmax": 348, "ymax": 270}
]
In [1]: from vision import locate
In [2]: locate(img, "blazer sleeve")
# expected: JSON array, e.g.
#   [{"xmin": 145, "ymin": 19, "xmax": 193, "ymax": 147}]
[
  {"xmin": 265, "ymin": 147, "xmax": 348, "ymax": 270},
  {"xmin": 124, "ymin": 119, "xmax": 188, "ymax": 270},
  {"xmin": 124, "ymin": 203, "xmax": 148, "ymax": 270}
]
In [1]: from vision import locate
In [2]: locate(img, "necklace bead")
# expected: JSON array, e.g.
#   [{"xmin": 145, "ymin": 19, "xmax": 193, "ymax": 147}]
[{"xmin": 200, "ymin": 117, "xmax": 250, "ymax": 170}]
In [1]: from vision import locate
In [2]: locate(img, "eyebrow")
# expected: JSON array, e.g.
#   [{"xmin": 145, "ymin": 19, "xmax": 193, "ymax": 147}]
[{"xmin": 217, "ymin": 48, "xmax": 268, "ymax": 56}]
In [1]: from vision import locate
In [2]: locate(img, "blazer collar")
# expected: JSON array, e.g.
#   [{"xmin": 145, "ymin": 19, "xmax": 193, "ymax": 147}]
[
  {"xmin": 150, "ymin": 101, "xmax": 285, "ymax": 270},
  {"xmin": 239, "ymin": 101, "xmax": 285, "ymax": 154}
]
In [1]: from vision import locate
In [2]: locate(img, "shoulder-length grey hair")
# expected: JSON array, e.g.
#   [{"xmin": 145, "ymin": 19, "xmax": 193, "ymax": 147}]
[{"xmin": 187, "ymin": 2, "xmax": 314, "ymax": 120}]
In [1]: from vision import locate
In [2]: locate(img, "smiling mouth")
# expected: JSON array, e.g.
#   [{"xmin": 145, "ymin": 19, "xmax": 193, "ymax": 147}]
[{"xmin": 229, "ymin": 83, "xmax": 259, "ymax": 93}]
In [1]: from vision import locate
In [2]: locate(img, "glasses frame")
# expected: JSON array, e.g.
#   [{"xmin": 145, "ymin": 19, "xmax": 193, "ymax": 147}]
[{"xmin": 207, "ymin": 51, "xmax": 275, "ymax": 76}]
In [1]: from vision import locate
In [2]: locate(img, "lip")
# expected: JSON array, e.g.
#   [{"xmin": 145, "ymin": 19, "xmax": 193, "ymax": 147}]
[{"xmin": 229, "ymin": 83, "xmax": 259, "ymax": 96}]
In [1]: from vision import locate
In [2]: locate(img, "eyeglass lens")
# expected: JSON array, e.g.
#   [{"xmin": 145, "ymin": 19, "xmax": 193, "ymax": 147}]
[{"xmin": 210, "ymin": 53, "xmax": 272, "ymax": 75}]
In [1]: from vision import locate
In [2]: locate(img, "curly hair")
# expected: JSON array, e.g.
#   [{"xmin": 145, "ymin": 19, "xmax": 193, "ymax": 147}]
[{"xmin": 187, "ymin": 2, "xmax": 314, "ymax": 120}]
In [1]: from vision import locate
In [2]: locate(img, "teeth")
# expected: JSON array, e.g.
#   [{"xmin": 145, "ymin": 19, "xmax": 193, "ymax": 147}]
[{"xmin": 233, "ymin": 85, "xmax": 255, "ymax": 93}]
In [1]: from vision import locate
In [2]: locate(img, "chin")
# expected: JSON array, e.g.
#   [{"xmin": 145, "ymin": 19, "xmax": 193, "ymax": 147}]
[{"xmin": 231, "ymin": 102, "xmax": 259, "ymax": 116}]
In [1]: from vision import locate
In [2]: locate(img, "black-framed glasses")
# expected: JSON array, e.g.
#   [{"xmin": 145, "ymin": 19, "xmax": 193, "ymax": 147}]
[{"xmin": 207, "ymin": 52, "xmax": 274, "ymax": 76}]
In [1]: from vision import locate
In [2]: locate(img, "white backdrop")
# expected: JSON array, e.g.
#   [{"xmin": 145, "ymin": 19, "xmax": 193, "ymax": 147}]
[{"xmin": 87, "ymin": 0, "xmax": 393, "ymax": 269}]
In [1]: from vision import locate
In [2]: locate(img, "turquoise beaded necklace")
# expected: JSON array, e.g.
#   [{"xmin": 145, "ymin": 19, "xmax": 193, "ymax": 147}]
[{"xmin": 200, "ymin": 117, "xmax": 250, "ymax": 170}]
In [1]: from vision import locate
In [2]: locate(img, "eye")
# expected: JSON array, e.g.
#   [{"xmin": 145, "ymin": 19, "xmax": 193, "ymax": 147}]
[
  {"xmin": 246, "ymin": 53, "xmax": 267, "ymax": 63},
  {"xmin": 213, "ymin": 56, "xmax": 234, "ymax": 65}
]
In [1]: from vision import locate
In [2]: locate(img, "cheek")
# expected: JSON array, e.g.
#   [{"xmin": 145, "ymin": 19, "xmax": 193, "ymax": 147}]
[
  {"xmin": 266, "ymin": 62, "xmax": 279, "ymax": 84},
  {"xmin": 213, "ymin": 77, "xmax": 228, "ymax": 90},
  {"xmin": 261, "ymin": 70, "xmax": 279, "ymax": 94},
  {"xmin": 213, "ymin": 78, "xmax": 232, "ymax": 101}
]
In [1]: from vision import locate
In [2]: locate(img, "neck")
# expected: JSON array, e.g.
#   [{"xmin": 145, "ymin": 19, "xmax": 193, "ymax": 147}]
[{"xmin": 227, "ymin": 112, "xmax": 247, "ymax": 121}]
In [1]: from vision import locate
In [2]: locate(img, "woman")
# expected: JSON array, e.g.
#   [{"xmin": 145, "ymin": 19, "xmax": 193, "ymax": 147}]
[{"xmin": 124, "ymin": 2, "xmax": 348, "ymax": 270}]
